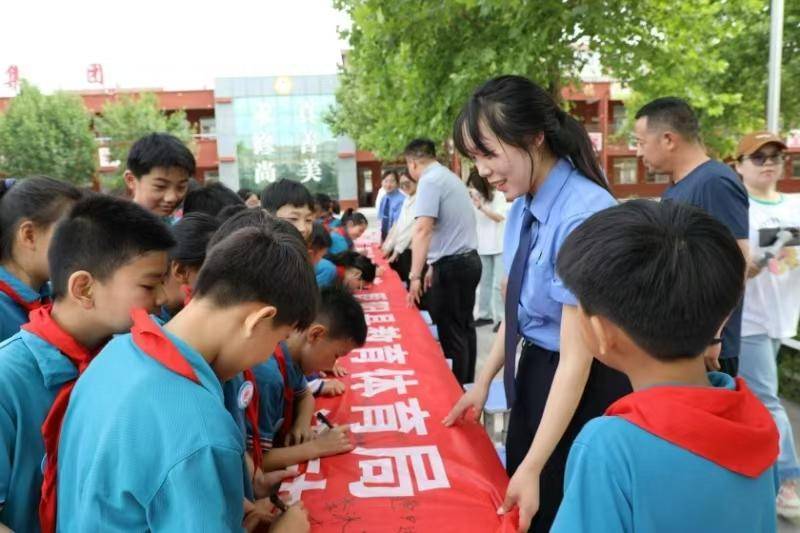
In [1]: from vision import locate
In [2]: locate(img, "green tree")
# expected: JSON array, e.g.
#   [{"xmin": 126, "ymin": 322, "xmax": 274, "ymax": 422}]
[
  {"xmin": 329, "ymin": 0, "xmax": 798, "ymax": 159},
  {"xmin": 94, "ymin": 93, "xmax": 194, "ymax": 188},
  {"xmin": 0, "ymin": 81, "xmax": 97, "ymax": 184}
]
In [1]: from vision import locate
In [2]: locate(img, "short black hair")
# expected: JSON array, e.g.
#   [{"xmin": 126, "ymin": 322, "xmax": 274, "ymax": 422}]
[
  {"xmin": 341, "ymin": 208, "xmax": 368, "ymax": 228},
  {"xmin": 49, "ymin": 195, "xmax": 176, "ymax": 299},
  {"xmin": 217, "ymin": 203, "xmax": 248, "ymax": 222},
  {"xmin": 237, "ymin": 188, "xmax": 258, "ymax": 202},
  {"xmin": 330, "ymin": 251, "xmax": 377, "ymax": 283},
  {"xmin": 314, "ymin": 193, "xmax": 333, "ymax": 212},
  {"xmin": 382, "ymin": 170, "xmax": 399, "ymax": 183},
  {"xmin": 261, "ymin": 179, "xmax": 314, "ymax": 214},
  {"xmin": 207, "ymin": 208, "xmax": 306, "ymax": 252},
  {"xmin": 403, "ymin": 139, "xmax": 436, "ymax": 160},
  {"xmin": 310, "ymin": 221, "xmax": 332, "ymax": 252},
  {"xmin": 318, "ymin": 283, "xmax": 367, "ymax": 346},
  {"xmin": 195, "ymin": 226, "xmax": 318, "ymax": 329},
  {"xmin": 127, "ymin": 133, "xmax": 196, "ymax": 179},
  {"xmin": 556, "ymin": 199, "xmax": 745, "ymax": 361},
  {"xmin": 635, "ymin": 97, "xmax": 700, "ymax": 142},
  {"xmin": 183, "ymin": 182, "xmax": 244, "ymax": 217},
  {"xmin": 169, "ymin": 212, "xmax": 221, "ymax": 268},
  {"xmin": 0, "ymin": 176, "xmax": 83, "ymax": 262}
]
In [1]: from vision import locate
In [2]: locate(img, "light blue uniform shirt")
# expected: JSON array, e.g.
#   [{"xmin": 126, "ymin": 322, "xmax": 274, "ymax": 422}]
[
  {"xmin": 552, "ymin": 373, "xmax": 778, "ymax": 533},
  {"xmin": 503, "ymin": 159, "xmax": 616, "ymax": 351},
  {"xmin": 57, "ymin": 328, "xmax": 247, "ymax": 532},
  {"xmin": 0, "ymin": 266, "xmax": 48, "ymax": 343},
  {"xmin": 250, "ymin": 342, "xmax": 309, "ymax": 449},
  {"xmin": 328, "ymin": 231, "xmax": 351, "ymax": 255},
  {"xmin": 0, "ymin": 330, "xmax": 78, "ymax": 533},
  {"xmin": 315, "ymin": 258, "xmax": 337, "ymax": 288}
]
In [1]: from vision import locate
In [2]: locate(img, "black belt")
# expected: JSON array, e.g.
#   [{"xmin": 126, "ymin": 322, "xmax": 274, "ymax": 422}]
[{"xmin": 433, "ymin": 249, "xmax": 477, "ymax": 266}]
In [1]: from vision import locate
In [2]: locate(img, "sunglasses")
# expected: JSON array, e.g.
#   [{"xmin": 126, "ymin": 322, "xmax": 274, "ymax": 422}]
[{"xmin": 745, "ymin": 152, "xmax": 786, "ymax": 167}]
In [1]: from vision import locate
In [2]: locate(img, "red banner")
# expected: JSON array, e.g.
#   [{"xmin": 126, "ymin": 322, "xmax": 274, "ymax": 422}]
[{"xmin": 278, "ymin": 240, "xmax": 517, "ymax": 532}]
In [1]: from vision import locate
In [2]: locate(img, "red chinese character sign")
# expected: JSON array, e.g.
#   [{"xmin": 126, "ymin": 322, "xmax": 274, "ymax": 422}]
[
  {"xmin": 5, "ymin": 65, "xmax": 19, "ymax": 90},
  {"xmin": 279, "ymin": 237, "xmax": 518, "ymax": 532},
  {"xmin": 87, "ymin": 63, "xmax": 104, "ymax": 85}
]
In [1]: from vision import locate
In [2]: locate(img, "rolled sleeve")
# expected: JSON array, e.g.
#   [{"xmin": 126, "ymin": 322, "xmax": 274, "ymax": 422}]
[{"xmin": 414, "ymin": 179, "xmax": 442, "ymax": 220}]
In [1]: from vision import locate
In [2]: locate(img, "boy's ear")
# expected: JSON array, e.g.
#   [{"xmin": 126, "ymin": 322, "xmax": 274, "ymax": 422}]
[
  {"xmin": 588, "ymin": 315, "xmax": 612, "ymax": 357},
  {"xmin": 172, "ymin": 262, "xmax": 192, "ymax": 285},
  {"xmin": 306, "ymin": 323, "xmax": 328, "ymax": 345},
  {"xmin": 67, "ymin": 271, "xmax": 96, "ymax": 309},
  {"xmin": 123, "ymin": 170, "xmax": 138, "ymax": 195},
  {"xmin": 243, "ymin": 305, "xmax": 278, "ymax": 338}
]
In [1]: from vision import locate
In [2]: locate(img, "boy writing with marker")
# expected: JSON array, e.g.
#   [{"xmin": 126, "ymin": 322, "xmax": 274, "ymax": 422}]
[
  {"xmin": 0, "ymin": 195, "xmax": 175, "ymax": 533},
  {"xmin": 56, "ymin": 225, "xmax": 317, "ymax": 531},
  {"xmin": 549, "ymin": 200, "xmax": 779, "ymax": 532}
]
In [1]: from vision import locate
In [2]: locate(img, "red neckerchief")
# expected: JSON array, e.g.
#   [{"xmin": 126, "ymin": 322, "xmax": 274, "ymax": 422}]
[
  {"xmin": 242, "ymin": 368, "xmax": 263, "ymax": 475},
  {"xmin": 606, "ymin": 377, "xmax": 779, "ymax": 478},
  {"xmin": 130, "ymin": 308, "xmax": 200, "ymax": 385},
  {"xmin": 21, "ymin": 306, "xmax": 100, "ymax": 533},
  {"xmin": 336, "ymin": 266, "xmax": 347, "ymax": 281},
  {"xmin": 273, "ymin": 344, "xmax": 294, "ymax": 444},
  {"xmin": 335, "ymin": 227, "xmax": 347, "ymax": 238},
  {"xmin": 180, "ymin": 284, "xmax": 193, "ymax": 307},
  {"xmin": 0, "ymin": 279, "xmax": 48, "ymax": 313}
]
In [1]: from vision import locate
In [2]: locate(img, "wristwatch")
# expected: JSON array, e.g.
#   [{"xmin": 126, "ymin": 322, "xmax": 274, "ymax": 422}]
[{"xmin": 409, "ymin": 273, "xmax": 421, "ymax": 281}]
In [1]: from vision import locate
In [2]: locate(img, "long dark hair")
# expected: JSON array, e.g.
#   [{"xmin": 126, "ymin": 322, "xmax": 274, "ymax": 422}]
[
  {"xmin": 467, "ymin": 167, "xmax": 493, "ymax": 203},
  {"xmin": 341, "ymin": 208, "xmax": 368, "ymax": 228},
  {"xmin": 453, "ymin": 75, "xmax": 609, "ymax": 193}
]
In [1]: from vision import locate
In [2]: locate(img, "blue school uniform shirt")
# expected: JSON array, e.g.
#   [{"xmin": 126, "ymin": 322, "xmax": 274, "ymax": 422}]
[
  {"xmin": 222, "ymin": 374, "xmax": 255, "ymax": 500},
  {"xmin": 662, "ymin": 160, "xmax": 748, "ymax": 360},
  {"xmin": 379, "ymin": 189, "xmax": 405, "ymax": 236},
  {"xmin": 0, "ymin": 266, "xmax": 49, "ymax": 342},
  {"xmin": 315, "ymin": 258, "xmax": 337, "ymax": 288},
  {"xmin": 328, "ymin": 231, "xmax": 352, "ymax": 255},
  {"xmin": 250, "ymin": 342, "xmax": 309, "ymax": 449},
  {"xmin": 552, "ymin": 373, "xmax": 778, "ymax": 533},
  {"xmin": 57, "ymin": 328, "xmax": 247, "ymax": 532},
  {"xmin": 0, "ymin": 330, "xmax": 78, "ymax": 533},
  {"xmin": 503, "ymin": 159, "xmax": 616, "ymax": 351}
]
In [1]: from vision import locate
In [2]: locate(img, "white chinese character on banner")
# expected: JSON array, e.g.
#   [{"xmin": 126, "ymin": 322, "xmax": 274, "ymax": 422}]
[
  {"xmin": 365, "ymin": 313, "xmax": 395, "ymax": 325},
  {"xmin": 255, "ymin": 102, "xmax": 273, "ymax": 126},
  {"xmin": 349, "ymin": 446, "xmax": 450, "ymax": 498},
  {"xmin": 351, "ymin": 368, "xmax": 417, "ymax": 398},
  {"xmin": 255, "ymin": 160, "xmax": 277, "ymax": 184},
  {"xmin": 366, "ymin": 326, "xmax": 401, "ymax": 343},
  {"xmin": 351, "ymin": 344, "xmax": 407, "ymax": 364},
  {"xmin": 299, "ymin": 100, "xmax": 315, "ymax": 123},
  {"xmin": 280, "ymin": 458, "xmax": 326, "ymax": 503},
  {"xmin": 301, "ymin": 159, "xmax": 322, "ymax": 183},
  {"xmin": 252, "ymin": 133, "xmax": 275, "ymax": 156},
  {"xmin": 361, "ymin": 301, "xmax": 390, "ymax": 313},
  {"xmin": 300, "ymin": 131, "xmax": 318, "ymax": 155},
  {"xmin": 355, "ymin": 293, "xmax": 388, "ymax": 302},
  {"xmin": 352, "ymin": 398, "xmax": 430, "ymax": 435}
]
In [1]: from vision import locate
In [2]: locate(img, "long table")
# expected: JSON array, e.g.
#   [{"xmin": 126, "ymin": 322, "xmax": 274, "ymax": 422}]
[{"xmin": 278, "ymin": 239, "xmax": 517, "ymax": 532}]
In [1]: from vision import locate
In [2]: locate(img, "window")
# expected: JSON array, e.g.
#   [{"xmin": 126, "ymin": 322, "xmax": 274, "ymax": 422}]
[
  {"xmin": 791, "ymin": 155, "xmax": 800, "ymax": 180},
  {"xmin": 645, "ymin": 170, "xmax": 671, "ymax": 184},
  {"xmin": 199, "ymin": 117, "xmax": 216, "ymax": 137},
  {"xmin": 611, "ymin": 157, "xmax": 637, "ymax": 185},
  {"xmin": 203, "ymin": 171, "xmax": 219, "ymax": 183},
  {"xmin": 611, "ymin": 103, "xmax": 626, "ymax": 134}
]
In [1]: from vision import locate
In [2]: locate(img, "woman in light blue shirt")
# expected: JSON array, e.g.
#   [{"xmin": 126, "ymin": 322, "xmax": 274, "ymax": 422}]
[{"xmin": 444, "ymin": 75, "xmax": 630, "ymax": 532}]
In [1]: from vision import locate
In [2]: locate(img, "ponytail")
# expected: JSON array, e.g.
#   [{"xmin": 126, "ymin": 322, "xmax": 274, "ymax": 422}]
[
  {"xmin": 453, "ymin": 75, "xmax": 611, "ymax": 194},
  {"xmin": 341, "ymin": 208, "xmax": 368, "ymax": 228},
  {"xmin": 0, "ymin": 176, "xmax": 82, "ymax": 261}
]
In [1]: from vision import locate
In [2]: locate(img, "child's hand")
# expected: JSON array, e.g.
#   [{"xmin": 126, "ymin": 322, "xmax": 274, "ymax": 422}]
[
  {"xmin": 269, "ymin": 503, "xmax": 310, "ymax": 533},
  {"xmin": 252, "ymin": 468, "xmax": 297, "ymax": 500},
  {"xmin": 328, "ymin": 361, "xmax": 348, "ymax": 378},
  {"xmin": 242, "ymin": 497, "xmax": 278, "ymax": 533},
  {"xmin": 320, "ymin": 379, "xmax": 346, "ymax": 397},
  {"xmin": 285, "ymin": 425, "xmax": 312, "ymax": 447},
  {"xmin": 312, "ymin": 425, "xmax": 354, "ymax": 458}
]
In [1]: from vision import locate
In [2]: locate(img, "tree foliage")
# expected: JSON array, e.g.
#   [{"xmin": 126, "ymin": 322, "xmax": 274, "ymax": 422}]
[
  {"xmin": 0, "ymin": 81, "xmax": 97, "ymax": 184},
  {"xmin": 329, "ymin": 0, "xmax": 799, "ymax": 159}
]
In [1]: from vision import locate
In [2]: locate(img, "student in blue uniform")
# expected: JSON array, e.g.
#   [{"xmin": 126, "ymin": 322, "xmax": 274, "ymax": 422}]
[
  {"xmin": 56, "ymin": 225, "xmax": 317, "ymax": 532},
  {"xmin": 310, "ymin": 222, "xmax": 337, "ymax": 288},
  {"xmin": 328, "ymin": 209, "xmax": 368, "ymax": 255},
  {"xmin": 328, "ymin": 251, "xmax": 377, "ymax": 292},
  {"xmin": 551, "ymin": 200, "xmax": 779, "ymax": 532},
  {"xmin": 261, "ymin": 179, "xmax": 316, "ymax": 243},
  {"xmin": 123, "ymin": 133, "xmax": 196, "ymax": 221},
  {"xmin": 252, "ymin": 283, "xmax": 365, "ymax": 472},
  {"xmin": 0, "ymin": 177, "xmax": 82, "ymax": 342},
  {"xmin": 159, "ymin": 212, "xmax": 221, "ymax": 322},
  {"xmin": 444, "ymin": 75, "xmax": 631, "ymax": 532},
  {"xmin": 0, "ymin": 195, "xmax": 174, "ymax": 533}
]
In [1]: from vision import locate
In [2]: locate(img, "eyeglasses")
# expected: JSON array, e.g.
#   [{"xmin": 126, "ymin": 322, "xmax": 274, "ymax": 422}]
[{"xmin": 745, "ymin": 153, "xmax": 786, "ymax": 166}]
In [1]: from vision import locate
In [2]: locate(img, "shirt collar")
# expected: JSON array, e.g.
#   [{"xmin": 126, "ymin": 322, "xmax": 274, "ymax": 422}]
[
  {"xmin": 527, "ymin": 158, "xmax": 573, "ymax": 224},
  {"xmin": 420, "ymin": 161, "xmax": 442, "ymax": 179},
  {"xmin": 160, "ymin": 326, "xmax": 226, "ymax": 402},
  {"xmin": 20, "ymin": 329, "xmax": 80, "ymax": 389},
  {"xmin": 0, "ymin": 265, "xmax": 47, "ymax": 304}
]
